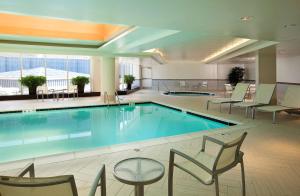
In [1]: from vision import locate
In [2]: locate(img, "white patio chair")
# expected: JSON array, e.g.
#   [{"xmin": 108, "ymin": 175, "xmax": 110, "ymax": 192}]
[
  {"xmin": 36, "ymin": 85, "xmax": 52, "ymax": 100},
  {"xmin": 67, "ymin": 85, "xmax": 78, "ymax": 99},
  {"xmin": 255, "ymin": 85, "xmax": 300, "ymax": 123},
  {"xmin": 207, "ymin": 83, "xmax": 250, "ymax": 113},
  {"xmin": 0, "ymin": 163, "xmax": 106, "ymax": 196},
  {"xmin": 168, "ymin": 131, "xmax": 247, "ymax": 196},
  {"xmin": 233, "ymin": 84, "xmax": 276, "ymax": 117}
]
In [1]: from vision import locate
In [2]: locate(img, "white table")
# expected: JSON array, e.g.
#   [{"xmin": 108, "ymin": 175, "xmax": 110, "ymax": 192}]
[{"xmin": 113, "ymin": 157, "xmax": 165, "ymax": 196}]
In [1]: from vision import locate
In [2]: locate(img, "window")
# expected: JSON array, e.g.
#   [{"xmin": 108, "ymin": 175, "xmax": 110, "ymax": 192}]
[
  {"xmin": 118, "ymin": 57, "xmax": 140, "ymax": 90},
  {"xmin": 45, "ymin": 55, "xmax": 68, "ymax": 91},
  {"xmin": 68, "ymin": 56, "xmax": 91, "ymax": 92},
  {"xmin": 0, "ymin": 53, "xmax": 91, "ymax": 96},
  {"xmin": 0, "ymin": 53, "xmax": 21, "ymax": 95}
]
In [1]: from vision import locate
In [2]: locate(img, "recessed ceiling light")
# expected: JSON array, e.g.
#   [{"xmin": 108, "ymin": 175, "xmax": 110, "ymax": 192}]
[{"xmin": 240, "ymin": 16, "xmax": 253, "ymax": 21}]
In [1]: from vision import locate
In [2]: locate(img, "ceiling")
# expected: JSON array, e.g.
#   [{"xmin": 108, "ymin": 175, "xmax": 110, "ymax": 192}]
[{"xmin": 0, "ymin": 0, "xmax": 299, "ymax": 60}]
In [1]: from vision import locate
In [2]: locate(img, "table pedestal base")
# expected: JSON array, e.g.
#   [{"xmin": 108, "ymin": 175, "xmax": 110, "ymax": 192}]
[{"xmin": 135, "ymin": 185, "xmax": 144, "ymax": 196}]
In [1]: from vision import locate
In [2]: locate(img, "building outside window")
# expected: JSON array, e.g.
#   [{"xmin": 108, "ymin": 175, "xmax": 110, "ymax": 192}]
[
  {"xmin": 0, "ymin": 53, "xmax": 91, "ymax": 95},
  {"xmin": 118, "ymin": 57, "xmax": 140, "ymax": 90}
]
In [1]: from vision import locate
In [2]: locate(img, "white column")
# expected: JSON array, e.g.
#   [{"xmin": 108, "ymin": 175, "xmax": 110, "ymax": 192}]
[
  {"xmin": 90, "ymin": 56, "xmax": 101, "ymax": 93},
  {"xmin": 101, "ymin": 57, "xmax": 116, "ymax": 101},
  {"xmin": 255, "ymin": 45, "xmax": 277, "ymax": 103}
]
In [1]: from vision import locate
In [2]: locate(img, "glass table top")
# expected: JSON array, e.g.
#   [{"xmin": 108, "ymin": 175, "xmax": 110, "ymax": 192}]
[{"xmin": 113, "ymin": 157, "xmax": 165, "ymax": 185}]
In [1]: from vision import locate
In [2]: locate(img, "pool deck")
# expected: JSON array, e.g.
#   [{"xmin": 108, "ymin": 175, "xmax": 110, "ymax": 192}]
[{"xmin": 0, "ymin": 89, "xmax": 299, "ymax": 195}]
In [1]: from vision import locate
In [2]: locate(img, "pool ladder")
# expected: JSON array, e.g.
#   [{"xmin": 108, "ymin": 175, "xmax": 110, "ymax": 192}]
[{"xmin": 104, "ymin": 91, "xmax": 121, "ymax": 106}]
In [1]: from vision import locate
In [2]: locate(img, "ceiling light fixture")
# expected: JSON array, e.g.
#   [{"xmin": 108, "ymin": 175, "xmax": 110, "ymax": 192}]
[
  {"xmin": 143, "ymin": 48, "xmax": 164, "ymax": 57},
  {"xmin": 202, "ymin": 38, "xmax": 252, "ymax": 63},
  {"xmin": 240, "ymin": 16, "xmax": 253, "ymax": 21}
]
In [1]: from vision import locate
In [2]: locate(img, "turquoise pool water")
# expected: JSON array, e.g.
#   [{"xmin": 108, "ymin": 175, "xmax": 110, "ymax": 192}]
[{"xmin": 0, "ymin": 103, "xmax": 228, "ymax": 163}]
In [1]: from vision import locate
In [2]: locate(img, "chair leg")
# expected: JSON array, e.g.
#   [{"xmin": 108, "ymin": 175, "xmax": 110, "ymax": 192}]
[
  {"xmin": 245, "ymin": 107, "xmax": 248, "ymax": 117},
  {"xmin": 228, "ymin": 103, "xmax": 232, "ymax": 114},
  {"xmin": 101, "ymin": 166, "xmax": 106, "ymax": 196},
  {"xmin": 241, "ymin": 159, "xmax": 246, "ymax": 196},
  {"xmin": 252, "ymin": 108, "xmax": 256, "ymax": 119},
  {"xmin": 168, "ymin": 151, "xmax": 175, "ymax": 196},
  {"xmin": 272, "ymin": 112, "xmax": 276, "ymax": 124},
  {"xmin": 215, "ymin": 176, "xmax": 219, "ymax": 196},
  {"xmin": 206, "ymin": 101, "xmax": 210, "ymax": 110}
]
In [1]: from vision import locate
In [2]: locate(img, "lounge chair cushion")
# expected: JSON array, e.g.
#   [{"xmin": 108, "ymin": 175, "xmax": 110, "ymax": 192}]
[{"xmin": 257, "ymin": 105, "xmax": 292, "ymax": 112}]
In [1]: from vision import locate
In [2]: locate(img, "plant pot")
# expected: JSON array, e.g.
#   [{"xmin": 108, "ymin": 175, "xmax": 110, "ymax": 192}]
[
  {"xmin": 29, "ymin": 87, "xmax": 37, "ymax": 95},
  {"xmin": 127, "ymin": 83, "xmax": 132, "ymax": 90},
  {"xmin": 77, "ymin": 85, "xmax": 85, "ymax": 94}
]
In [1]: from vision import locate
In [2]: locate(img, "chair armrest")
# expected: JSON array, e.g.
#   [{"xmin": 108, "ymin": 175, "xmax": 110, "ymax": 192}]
[
  {"xmin": 170, "ymin": 149, "xmax": 212, "ymax": 174},
  {"xmin": 88, "ymin": 165, "xmax": 106, "ymax": 196},
  {"xmin": 17, "ymin": 163, "xmax": 35, "ymax": 177},
  {"xmin": 201, "ymin": 135, "xmax": 225, "ymax": 152}
]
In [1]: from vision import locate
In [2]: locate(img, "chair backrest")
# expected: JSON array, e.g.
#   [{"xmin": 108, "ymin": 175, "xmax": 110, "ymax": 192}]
[
  {"xmin": 224, "ymin": 84, "xmax": 233, "ymax": 91},
  {"xmin": 231, "ymin": 83, "xmax": 250, "ymax": 101},
  {"xmin": 68, "ymin": 85, "xmax": 78, "ymax": 92},
  {"xmin": 281, "ymin": 85, "xmax": 300, "ymax": 108},
  {"xmin": 0, "ymin": 175, "xmax": 78, "ymax": 196},
  {"xmin": 254, "ymin": 84, "xmax": 276, "ymax": 104},
  {"xmin": 36, "ymin": 85, "xmax": 47, "ymax": 92},
  {"xmin": 202, "ymin": 81, "xmax": 208, "ymax": 86},
  {"xmin": 179, "ymin": 81, "xmax": 186, "ymax": 87},
  {"xmin": 214, "ymin": 132, "xmax": 247, "ymax": 172}
]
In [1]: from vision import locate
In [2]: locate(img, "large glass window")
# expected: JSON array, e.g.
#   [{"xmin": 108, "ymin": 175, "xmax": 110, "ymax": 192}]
[
  {"xmin": 0, "ymin": 53, "xmax": 91, "ymax": 96},
  {"xmin": 68, "ymin": 56, "xmax": 91, "ymax": 92},
  {"xmin": 118, "ymin": 57, "xmax": 140, "ymax": 90},
  {"xmin": 22, "ymin": 54, "xmax": 46, "ymax": 94},
  {"xmin": 0, "ymin": 53, "xmax": 21, "ymax": 95},
  {"xmin": 45, "ymin": 55, "xmax": 68, "ymax": 91}
]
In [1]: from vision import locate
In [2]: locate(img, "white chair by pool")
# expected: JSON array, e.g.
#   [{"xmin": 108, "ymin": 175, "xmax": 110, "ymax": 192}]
[
  {"xmin": 36, "ymin": 85, "xmax": 53, "ymax": 100},
  {"xmin": 0, "ymin": 163, "xmax": 106, "ymax": 196},
  {"xmin": 207, "ymin": 83, "xmax": 250, "ymax": 113},
  {"xmin": 224, "ymin": 83, "xmax": 233, "ymax": 97},
  {"xmin": 232, "ymin": 84, "xmax": 276, "ymax": 117},
  {"xmin": 67, "ymin": 85, "xmax": 78, "ymax": 99},
  {"xmin": 168, "ymin": 131, "xmax": 248, "ymax": 196},
  {"xmin": 255, "ymin": 85, "xmax": 300, "ymax": 123}
]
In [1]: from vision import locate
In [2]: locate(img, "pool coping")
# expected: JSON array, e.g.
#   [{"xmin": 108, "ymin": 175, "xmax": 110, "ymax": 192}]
[{"xmin": 0, "ymin": 100, "xmax": 241, "ymax": 170}]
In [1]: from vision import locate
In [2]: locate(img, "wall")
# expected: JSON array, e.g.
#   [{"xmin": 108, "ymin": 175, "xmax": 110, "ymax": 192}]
[{"xmin": 277, "ymin": 55, "xmax": 300, "ymax": 83}]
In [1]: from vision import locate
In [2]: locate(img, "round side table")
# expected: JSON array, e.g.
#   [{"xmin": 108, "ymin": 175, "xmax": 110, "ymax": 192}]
[{"xmin": 113, "ymin": 157, "xmax": 165, "ymax": 196}]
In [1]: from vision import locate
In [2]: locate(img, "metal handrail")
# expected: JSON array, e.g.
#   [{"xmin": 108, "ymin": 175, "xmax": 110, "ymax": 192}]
[{"xmin": 115, "ymin": 91, "xmax": 121, "ymax": 105}]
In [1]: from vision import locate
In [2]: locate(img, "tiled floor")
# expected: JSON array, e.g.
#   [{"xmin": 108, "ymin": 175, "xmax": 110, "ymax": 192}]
[{"xmin": 1, "ymin": 89, "xmax": 300, "ymax": 196}]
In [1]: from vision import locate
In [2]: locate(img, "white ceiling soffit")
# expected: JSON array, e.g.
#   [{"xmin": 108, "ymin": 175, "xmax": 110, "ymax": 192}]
[
  {"xmin": 99, "ymin": 27, "xmax": 179, "ymax": 53},
  {"xmin": 214, "ymin": 40, "xmax": 279, "ymax": 63}
]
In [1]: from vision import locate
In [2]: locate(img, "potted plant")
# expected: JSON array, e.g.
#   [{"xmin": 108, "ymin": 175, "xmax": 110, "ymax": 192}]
[
  {"xmin": 228, "ymin": 67, "xmax": 245, "ymax": 86},
  {"xmin": 20, "ymin": 75, "xmax": 46, "ymax": 95},
  {"xmin": 71, "ymin": 76, "xmax": 89, "ymax": 94},
  {"xmin": 124, "ymin": 75, "xmax": 135, "ymax": 90}
]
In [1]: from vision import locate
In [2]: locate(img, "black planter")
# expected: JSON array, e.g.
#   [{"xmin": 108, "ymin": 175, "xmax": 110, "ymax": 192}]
[
  {"xmin": 29, "ymin": 87, "xmax": 37, "ymax": 95},
  {"xmin": 77, "ymin": 85, "xmax": 85, "ymax": 94},
  {"xmin": 127, "ymin": 83, "xmax": 132, "ymax": 90}
]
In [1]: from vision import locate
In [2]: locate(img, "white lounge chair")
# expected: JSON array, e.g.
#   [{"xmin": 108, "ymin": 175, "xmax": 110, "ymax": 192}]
[
  {"xmin": 0, "ymin": 163, "xmax": 106, "ymax": 196},
  {"xmin": 255, "ymin": 85, "xmax": 300, "ymax": 123},
  {"xmin": 168, "ymin": 131, "xmax": 248, "ymax": 196},
  {"xmin": 207, "ymin": 83, "xmax": 250, "ymax": 114},
  {"xmin": 233, "ymin": 84, "xmax": 276, "ymax": 117},
  {"xmin": 224, "ymin": 83, "xmax": 233, "ymax": 97}
]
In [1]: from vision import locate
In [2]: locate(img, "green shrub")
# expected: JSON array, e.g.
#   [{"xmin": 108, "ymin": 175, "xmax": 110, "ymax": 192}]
[
  {"xmin": 228, "ymin": 67, "xmax": 245, "ymax": 86},
  {"xmin": 124, "ymin": 75, "xmax": 135, "ymax": 90},
  {"xmin": 71, "ymin": 76, "xmax": 89, "ymax": 94},
  {"xmin": 20, "ymin": 75, "xmax": 46, "ymax": 95}
]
